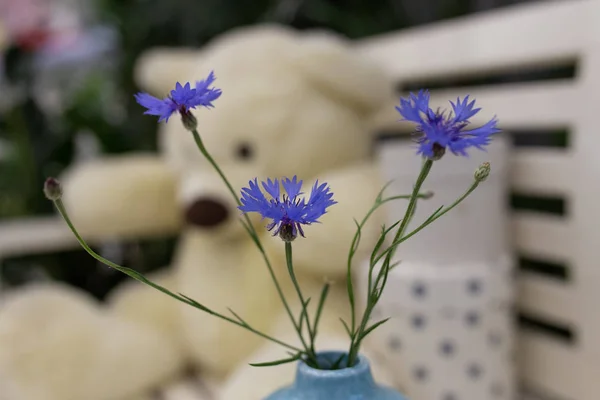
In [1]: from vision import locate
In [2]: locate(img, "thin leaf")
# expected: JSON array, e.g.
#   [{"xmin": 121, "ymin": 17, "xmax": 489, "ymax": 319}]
[
  {"xmin": 359, "ymin": 317, "xmax": 391, "ymax": 341},
  {"xmin": 249, "ymin": 353, "xmax": 301, "ymax": 367},
  {"xmin": 388, "ymin": 261, "xmax": 401, "ymax": 271},
  {"xmin": 424, "ymin": 205, "xmax": 445, "ymax": 224},
  {"xmin": 376, "ymin": 259, "xmax": 395, "ymax": 299},
  {"xmin": 340, "ymin": 318, "xmax": 353, "ymax": 337},
  {"xmin": 376, "ymin": 180, "xmax": 395, "ymax": 203},
  {"xmin": 312, "ymin": 283, "xmax": 330, "ymax": 339},
  {"xmin": 178, "ymin": 293, "xmax": 209, "ymax": 311},
  {"xmin": 298, "ymin": 297, "xmax": 312, "ymax": 333},
  {"xmin": 350, "ymin": 218, "xmax": 363, "ymax": 255},
  {"xmin": 227, "ymin": 307, "xmax": 246, "ymax": 325},
  {"xmin": 370, "ymin": 219, "xmax": 402, "ymax": 266}
]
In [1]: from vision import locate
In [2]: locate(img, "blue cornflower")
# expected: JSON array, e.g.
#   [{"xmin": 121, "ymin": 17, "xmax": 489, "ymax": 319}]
[
  {"xmin": 134, "ymin": 71, "xmax": 222, "ymax": 123},
  {"xmin": 396, "ymin": 90, "xmax": 499, "ymax": 159},
  {"xmin": 239, "ymin": 176, "xmax": 336, "ymax": 241}
]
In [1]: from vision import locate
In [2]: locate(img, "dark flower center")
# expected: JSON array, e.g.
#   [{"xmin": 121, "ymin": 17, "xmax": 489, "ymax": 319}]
[
  {"xmin": 431, "ymin": 143, "xmax": 446, "ymax": 160},
  {"xmin": 278, "ymin": 222, "xmax": 296, "ymax": 242}
]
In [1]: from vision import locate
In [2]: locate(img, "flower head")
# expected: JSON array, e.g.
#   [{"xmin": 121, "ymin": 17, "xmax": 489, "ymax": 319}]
[
  {"xmin": 396, "ymin": 90, "xmax": 499, "ymax": 158},
  {"xmin": 134, "ymin": 71, "xmax": 222, "ymax": 123},
  {"xmin": 238, "ymin": 176, "xmax": 336, "ymax": 241}
]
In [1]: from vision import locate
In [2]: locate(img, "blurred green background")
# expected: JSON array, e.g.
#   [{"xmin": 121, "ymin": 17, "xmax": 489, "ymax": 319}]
[{"xmin": 0, "ymin": 0, "xmax": 536, "ymax": 297}]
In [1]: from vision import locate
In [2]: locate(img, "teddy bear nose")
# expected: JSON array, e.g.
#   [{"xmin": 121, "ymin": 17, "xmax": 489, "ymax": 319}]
[{"xmin": 185, "ymin": 197, "xmax": 229, "ymax": 227}]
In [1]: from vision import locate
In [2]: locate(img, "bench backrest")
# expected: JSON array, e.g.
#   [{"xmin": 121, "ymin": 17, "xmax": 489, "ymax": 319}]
[{"xmin": 356, "ymin": 1, "xmax": 600, "ymax": 398}]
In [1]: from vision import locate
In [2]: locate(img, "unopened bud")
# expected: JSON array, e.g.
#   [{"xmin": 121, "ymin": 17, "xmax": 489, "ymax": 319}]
[
  {"xmin": 44, "ymin": 177, "xmax": 63, "ymax": 200},
  {"xmin": 474, "ymin": 162, "xmax": 491, "ymax": 182},
  {"xmin": 181, "ymin": 110, "xmax": 198, "ymax": 131}
]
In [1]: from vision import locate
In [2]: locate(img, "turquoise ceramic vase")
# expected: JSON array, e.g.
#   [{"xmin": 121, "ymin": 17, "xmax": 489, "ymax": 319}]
[{"xmin": 265, "ymin": 351, "xmax": 407, "ymax": 400}]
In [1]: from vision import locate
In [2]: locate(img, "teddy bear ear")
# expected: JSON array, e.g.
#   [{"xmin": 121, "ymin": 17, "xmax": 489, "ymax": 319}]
[
  {"xmin": 134, "ymin": 47, "xmax": 201, "ymax": 96},
  {"xmin": 292, "ymin": 31, "xmax": 394, "ymax": 117}
]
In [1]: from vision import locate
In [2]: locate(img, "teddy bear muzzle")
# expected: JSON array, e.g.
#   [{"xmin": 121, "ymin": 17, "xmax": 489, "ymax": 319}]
[{"xmin": 184, "ymin": 197, "xmax": 229, "ymax": 227}]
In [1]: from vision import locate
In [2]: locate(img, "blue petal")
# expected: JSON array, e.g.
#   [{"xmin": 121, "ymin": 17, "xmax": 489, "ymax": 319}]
[
  {"xmin": 420, "ymin": 123, "xmax": 450, "ymax": 147},
  {"xmin": 262, "ymin": 203, "xmax": 286, "ymax": 221},
  {"xmin": 196, "ymin": 71, "xmax": 216, "ymax": 92},
  {"xmin": 195, "ymin": 89, "xmax": 222, "ymax": 108},
  {"xmin": 137, "ymin": 73, "xmax": 221, "ymax": 121},
  {"xmin": 451, "ymin": 96, "xmax": 481, "ymax": 123},
  {"xmin": 411, "ymin": 90, "xmax": 431, "ymax": 113},
  {"xmin": 396, "ymin": 90, "xmax": 432, "ymax": 124},
  {"xmin": 282, "ymin": 176, "xmax": 303, "ymax": 200},
  {"xmin": 134, "ymin": 92, "xmax": 162, "ymax": 110},
  {"xmin": 262, "ymin": 178, "xmax": 280, "ymax": 200},
  {"xmin": 416, "ymin": 142, "xmax": 435, "ymax": 158},
  {"xmin": 304, "ymin": 181, "xmax": 336, "ymax": 223},
  {"xmin": 461, "ymin": 117, "xmax": 500, "ymax": 138},
  {"xmin": 170, "ymin": 81, "xmax": 198, "ymax": 109},
  {"xmin": 395, "ymin": 98, "xmax": 423, "ymax": 123},
  {"xmin": 286, "ymin": 201, "xmax": 306, "ymax": 221},
  {"xmin": 239, "ymin": 179, "xmax": 269, "ymax": 214},
  {"xmin": 134, "ymin": 92, "xmax": 177, "ymax": 122},
  {"xmin": 239, "ymin": 178, "xmax": 287, "ymax": 223},
  {"xmin": 194, "ymin": 72, "xmax": 222, "ymax": 108}
]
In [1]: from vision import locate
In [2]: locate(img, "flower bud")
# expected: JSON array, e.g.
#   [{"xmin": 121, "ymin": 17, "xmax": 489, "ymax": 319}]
[
  {"xmin": 44, "ymin": 177, "xmax": 63, "ymax": 200},
  {"xmin": 474, "ymin": 162, "xmax": 491, "ymax": 182},
  {"xmin": 181, "ymin": 110, "xmax": 198, "ymax": 131}
]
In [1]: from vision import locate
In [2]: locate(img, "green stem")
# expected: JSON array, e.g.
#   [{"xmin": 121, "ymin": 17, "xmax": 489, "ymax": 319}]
[
  {"xmin": 374, "ymin": 181, "xmax": 480, "ymax": 265},
  {"xmin": 345, "ymin": 192, "xmax": 425, "ymax": 341},
  {"xmin": 348, "ymin": 159, "xmax": 434, "ymax": 366},
  {"xmin": 347, "ymin": 176, "xmax": 481, "ymax": 365},
  {"xmin": 53, "ymin": 199, "xmax": 302, "ymax": 353},
  {"xmin": 191, "ymin": 129, "xmax": 241, "ymax": 207},
  {"xmin": 190, "ymin": 129, "xmax": 306, "ymax": 353},
  {"xmin": 284, "ymin": 242, "xmax": 317, "ymax": 363},
  {"xmin": 385, "ymin": 159, "xmax": 433, "ymax": 264}
]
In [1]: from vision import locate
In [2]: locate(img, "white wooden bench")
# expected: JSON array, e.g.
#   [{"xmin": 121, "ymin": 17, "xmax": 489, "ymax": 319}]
[{"xmin": 356, "ymin": 1, "xmax": 600, "ymax": 399}]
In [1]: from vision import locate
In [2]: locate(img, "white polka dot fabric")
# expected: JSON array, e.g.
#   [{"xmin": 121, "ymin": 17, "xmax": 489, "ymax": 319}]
[{"xmin": 359, "ymin": 256, "xmax": 515, "ymax": 400}]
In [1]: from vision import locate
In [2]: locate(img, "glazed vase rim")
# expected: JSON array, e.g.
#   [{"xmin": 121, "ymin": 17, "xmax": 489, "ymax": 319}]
[{"xmin": 297, "ymin": 351, "xmax": 369, "ymax": 377}]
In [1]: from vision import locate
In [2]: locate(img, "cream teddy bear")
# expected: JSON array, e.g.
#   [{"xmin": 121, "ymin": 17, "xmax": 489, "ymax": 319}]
[
  {"xmin": 0, "ymin": 283, "xmax": 183, "ymax": 400},
  {"xmin": 1, "ymin": 24, "xmax": 398, "ymax": 400}
]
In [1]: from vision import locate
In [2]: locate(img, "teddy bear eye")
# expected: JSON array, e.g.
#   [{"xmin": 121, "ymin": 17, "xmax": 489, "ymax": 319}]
[{"xmin": 235, "ymin": 142, "xmax": 254, "ymax": 161}]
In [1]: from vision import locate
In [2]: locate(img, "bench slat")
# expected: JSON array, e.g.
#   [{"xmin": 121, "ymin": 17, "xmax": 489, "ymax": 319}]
[
  {"xmin": 0, "ymin": 217, "xmax": 78, "ymax": 259},
  {"xmin": 518, "ymin": 273, "xmax": 574, "ymax": 325},
  {"xmin": 518, "ymin": 331, "xmax": 600, "ymax": 400},
  {"xmin": 512, "ymin": 214, "xmax": 573, "ymax": 262},
  {"xmin": 512, "ymin": 150, "xmax": 575, "ymax": 196},
  {"xmin": 356, "ymin": 1, "xmax": 597, "ymax": 80},
  {"xmin": 372, "ymin": 82, "xmax": 579, "ymax": 132}
]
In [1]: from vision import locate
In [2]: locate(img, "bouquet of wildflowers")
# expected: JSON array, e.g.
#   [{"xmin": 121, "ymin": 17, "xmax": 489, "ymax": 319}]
[{"xmin": 44, "ymin": 71, "xmax": 498, "ymax": 370}]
